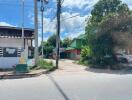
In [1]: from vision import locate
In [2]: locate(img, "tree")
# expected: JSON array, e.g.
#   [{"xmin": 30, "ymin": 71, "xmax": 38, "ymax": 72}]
[
  {"xmin": 39, "ymin": 41, "xmax": 54, "ymax": 58},
  {"xmin": 62, "ymin": 37, "xmax": 72, "ymax": 48},
  {"xmin": 47, "ymin": 34, "xmax": 56, "ymax": 47},
  {"xmin": 84, "ymin": 0, "xmax": 131, "ymax": 68},
  {"xmin": 39, "ymin": 34, "xmax": 56, "ymax": 58},
  {"xmin": 98, "ymin": 12, "xmax": 132, "ymax": 48},
  {"xmin": 40, "ymin": 34, "xmax": 64, "ymax": 58},
  {"xmin": 91, "ymin": 0, "xmax": 129, "ymax": 24}
]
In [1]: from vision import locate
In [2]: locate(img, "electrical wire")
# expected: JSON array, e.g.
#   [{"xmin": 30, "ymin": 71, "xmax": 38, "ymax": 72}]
[{"xmin": 61, "ymin": 14, "xmax": 81, "ymax": 21}]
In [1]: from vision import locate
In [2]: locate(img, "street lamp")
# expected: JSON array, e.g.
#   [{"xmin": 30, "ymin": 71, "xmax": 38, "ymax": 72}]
[{"xmin": 39, "ymin": 0, "xmax": 48, "ymax": 58}]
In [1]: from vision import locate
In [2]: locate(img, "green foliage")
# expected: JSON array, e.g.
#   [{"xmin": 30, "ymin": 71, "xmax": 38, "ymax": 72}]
[
  {"xmin": 62, "ymin": 37, "xmax": 72, "ymax": 48},
  {"xmin": 37, "ymin": 59, "xmax": 54, "ymax": 70},
  {"xmin": 91, "ymin": 34, "xmax": 117, "ymax": 67},
  {"xmin": 81, "ymin": 46, "xmax": 92, "ymax": 61},
  {"xmin": 39, "ymin": 41, "xmax": 54, "ymax": 58},
  {"xmin": 82, "ymin": 34, "xmax": 118, "ymax": 67},
  {"xmin": 84, "ymin": 0, "xmax": 131, "ymax": 68},
  {"xmin": 40, "ymin": 34, "xmax": 73, "ymax": 58},
  {"xmin": 91, "ymin": 0, "xmax": 129, "ymax": 24},
  {"xmin": 47, "ymin": 34, "xmax": 56, "ymax": 47}
]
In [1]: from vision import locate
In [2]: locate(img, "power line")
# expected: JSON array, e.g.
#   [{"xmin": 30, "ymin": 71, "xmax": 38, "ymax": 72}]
[
  {"xmin": 45, "ymin": 13, "xmax": 84, "ymax": 27},
  {"xmin": 61, "ymin": 20, "xmax": 86, "ymax": 31},
  {"xmin": 61, "ymin": 14, "xmax": 81, "ymax": 21}
]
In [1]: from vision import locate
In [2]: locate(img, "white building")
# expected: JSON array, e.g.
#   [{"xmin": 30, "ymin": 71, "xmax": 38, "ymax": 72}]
[{"xmin": 0, "ymin": 26, "xmax": 34, "ymax": 69}]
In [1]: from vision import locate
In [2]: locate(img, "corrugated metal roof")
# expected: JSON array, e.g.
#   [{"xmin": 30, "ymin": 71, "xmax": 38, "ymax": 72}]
[{"xmin": 0, "ymin": 26, "xmax": 34, "ymax": 32}]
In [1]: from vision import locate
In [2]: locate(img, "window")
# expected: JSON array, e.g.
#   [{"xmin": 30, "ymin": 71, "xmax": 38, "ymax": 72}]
[{"xmin": 0, "ymin": 47, "xmax": 22, "ymax": 57}]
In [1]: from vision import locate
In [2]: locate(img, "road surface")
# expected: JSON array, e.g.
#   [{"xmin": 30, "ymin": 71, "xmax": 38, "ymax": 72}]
[{"xmin": 0, "ymin": 60, "xmax": 132, "ymax": 100}]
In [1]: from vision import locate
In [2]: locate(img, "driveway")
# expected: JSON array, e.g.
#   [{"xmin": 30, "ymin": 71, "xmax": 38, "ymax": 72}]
[
  {"xmin": 51, "ymin": 59, "xmax": 88, "ymax": 74},
  {"xmin": 0, "ymin": 59, "xmax": 132, "ymax": 100}
]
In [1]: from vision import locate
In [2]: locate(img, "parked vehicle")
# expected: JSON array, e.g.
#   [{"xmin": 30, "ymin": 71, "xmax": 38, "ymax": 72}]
[{"xmin": 116, "ymin": 53, "xmax": 132, "ymax": 63}]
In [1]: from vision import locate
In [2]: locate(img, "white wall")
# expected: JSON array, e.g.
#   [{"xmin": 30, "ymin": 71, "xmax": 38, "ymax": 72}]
[
  {"xmin": 0, "ymin": 57, "xmax": 19, "ymax": 68},
  {"xmin": 0, "ymin": 38, "xmax": 24, "ymax": 48},
  {"xmin": 0, "ymin": 38, "xmax": 29, "ymax": 69}
]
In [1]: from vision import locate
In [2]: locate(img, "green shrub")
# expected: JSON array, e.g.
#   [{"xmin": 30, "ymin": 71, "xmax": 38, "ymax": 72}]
[
  {"xmin": 80, "ymin": 34, "xmax": 118, "ymax": 69},
  {"xmin": 81, "ymin": 46, "xmax": 92, "ymax": 62},
  {"xmin": 36, "ymin": 59, "xmax": 54, "ymax": 70}
]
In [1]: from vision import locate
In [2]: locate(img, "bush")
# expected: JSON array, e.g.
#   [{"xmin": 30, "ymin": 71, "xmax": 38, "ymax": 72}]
[
  {"xmin": 36, "ymin": 59, "xmax": 54, "ymax": 70},
  {"xmin": 81, "ymin": 46, "xmax": 92, "ymax": 62},
  {"xmin": 80, "ymin": 34, "xmax": 118, "ymax": 69}
]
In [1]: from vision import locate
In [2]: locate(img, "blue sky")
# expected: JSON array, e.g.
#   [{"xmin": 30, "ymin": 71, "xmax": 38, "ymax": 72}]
[{"xmin": 0, "ymin": 0, "xmax": 132, "ymax": 45}]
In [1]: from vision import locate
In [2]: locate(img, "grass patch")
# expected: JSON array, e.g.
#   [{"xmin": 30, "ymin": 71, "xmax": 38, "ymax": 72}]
[{"xmin": 33, "ymin": 59, "xmax": 54, "ymax": 70}]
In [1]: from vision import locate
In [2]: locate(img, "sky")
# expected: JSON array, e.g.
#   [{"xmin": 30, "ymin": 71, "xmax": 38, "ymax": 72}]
[{"xmin": 0, "ymin": 0, "xmax": 132, "ymax": 45}]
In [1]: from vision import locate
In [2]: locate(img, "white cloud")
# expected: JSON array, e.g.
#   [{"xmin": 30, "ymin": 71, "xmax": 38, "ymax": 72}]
[
  {"xmin": 37, "ymin": 12, "xmax": 87, "ymax": 40},
  {"xmin": 62, "ymin": 0, "xmax": 132, "ymax": 10},
  {"xmin": 64, "ymin": 31, "xmax": 85, "ymax": 39},
  {"xmin": 30, "ymin": 0, "xmax": 132, "ymax": 43},
  {"xmin": 29, "ymin": 12, "xmax": 56, "ymax": 32},
  {"xmin": 38, "ymin": 16, "xmax": 56, "ymax": 33},
  {"xmin": 0, "ymin": 22, "xmax": 16, "ymax": 27},
  {"xmin": 61, "ymin": 12, "xmax": 87, "ymax": 38},
  {"xmin": 33, "ymin": 36, "xmax": 49, "ymax": 46},
  {"xmin": 33, "ymin": 11, "xmax": 87, "ymax": 41},
  {"xmin": 63, "ymin": 0, "xmax": 98, "ymax": 9}
]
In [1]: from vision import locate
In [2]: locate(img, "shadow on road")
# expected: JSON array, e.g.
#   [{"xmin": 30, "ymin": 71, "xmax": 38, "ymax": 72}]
[
  {"xmin": 46, "ymin": 74, "xmax": 70, "ymax": 100},
  {"xmin": 85, "ymin": 67, "xmax": 132, "ymax": 75}
]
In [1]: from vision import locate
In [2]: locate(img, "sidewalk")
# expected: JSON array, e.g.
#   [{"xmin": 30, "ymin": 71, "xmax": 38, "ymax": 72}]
[{"xmin": 0, "ymin": 69, "xmax": 49, "ymax": 79}]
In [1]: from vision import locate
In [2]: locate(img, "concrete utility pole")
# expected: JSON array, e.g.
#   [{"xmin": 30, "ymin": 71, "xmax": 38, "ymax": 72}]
[
  {"xmin": 34, "ymin": 0, "xmax": 39, "ymax": 65},
  {"xmin": 22, "ymin": 0, "xmax": 25, "ymax": 48},
  {"xmin": 40, "ymin": 0, "xmax": 48, "ymax": 58},
  {"xmin": 56, "ymin": 0, "xmax": 61, "ymax": 69},
  {"xmin": 40, "ymin": 0, "xmax": 44, "ymax": 58}
]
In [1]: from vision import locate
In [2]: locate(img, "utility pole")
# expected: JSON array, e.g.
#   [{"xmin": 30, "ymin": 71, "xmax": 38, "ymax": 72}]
[
  {"xmin": 22, "ymin": 0, "xmax": 25, "ymax": 49},
  {"xmin": 56, "ymin": 0, "xmax": 61, "ymax": 69},
  {"xmin": 40, "ymin": 0, "xmax": 48, "ymax": 58},
  {"xmin": 40, "ymin": 0, "xmax": 44, "ymax": 58},
  {"xmin": 34, "ymin": 0, "xmax": 39, "ymax": 65}
]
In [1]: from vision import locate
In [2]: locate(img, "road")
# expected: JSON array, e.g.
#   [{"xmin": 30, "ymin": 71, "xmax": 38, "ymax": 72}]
[{"xmin": 0, "ymin": 60, "xmax": 132, "ymax": 100}]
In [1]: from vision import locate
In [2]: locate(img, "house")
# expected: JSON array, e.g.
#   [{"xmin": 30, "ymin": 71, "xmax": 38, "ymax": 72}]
[
  {"xmin": 0, "ymin": 26, "xmax": 34, "ymax": 69},
  {"xmin": 65, "ymin": 34, "xmax": 86, "ymax": 60},
  {"xmin": 52, "ymin": 48, "xmax": 67, "ymax": 59}
]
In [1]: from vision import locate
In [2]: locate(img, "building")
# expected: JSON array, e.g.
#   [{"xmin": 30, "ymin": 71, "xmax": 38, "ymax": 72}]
[
  {"xmin": 53, "ymin": 48, "xmax": 67, "ymax": 59},
  {"xmin": 0, "ymin": 26, "xmax": 34, "ymax": 69},
  {"xmin": 65, "ymin": 34, "xmax": 86, "ymax": 60}
]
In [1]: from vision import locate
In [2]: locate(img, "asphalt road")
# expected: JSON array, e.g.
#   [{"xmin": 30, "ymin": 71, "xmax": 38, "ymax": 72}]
[{"xmin": 0, "ymin": 60, "xmax": 132, "ymax": 100}]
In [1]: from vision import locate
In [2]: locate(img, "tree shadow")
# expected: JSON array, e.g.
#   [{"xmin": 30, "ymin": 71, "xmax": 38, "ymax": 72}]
[
  {"xmin": 46, "ymin": 74, "xmax": 70, "ymax": 100},
  {"xmin": 85, "ymin": 66, "xmax": 132, "ymax": 75}
]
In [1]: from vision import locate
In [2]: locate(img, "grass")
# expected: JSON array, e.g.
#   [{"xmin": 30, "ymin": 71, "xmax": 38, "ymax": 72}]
[
  {"xmin": 74, "ymin": 60, "xmax": 89, "ymax": 67},
  {"xmin": 33, "ymin": 59, "xmax": 54, "ymax": 70}
]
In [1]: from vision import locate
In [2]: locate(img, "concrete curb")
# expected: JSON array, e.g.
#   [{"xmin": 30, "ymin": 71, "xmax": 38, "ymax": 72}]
[{"xmin": 0, "ymin": 70, "xmax": 50, "ymax": 79}]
